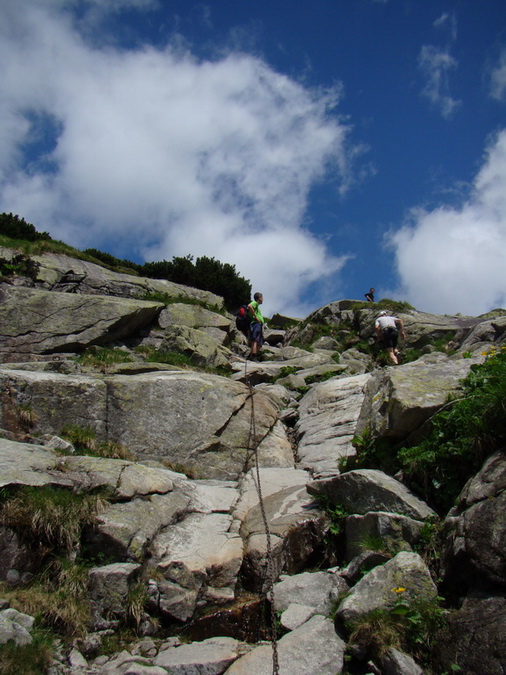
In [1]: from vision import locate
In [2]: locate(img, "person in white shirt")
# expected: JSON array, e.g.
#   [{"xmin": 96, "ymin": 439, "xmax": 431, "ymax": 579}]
[{"xmin": 374, "ymin": 310, "xmax": 405, "ymax": 365}]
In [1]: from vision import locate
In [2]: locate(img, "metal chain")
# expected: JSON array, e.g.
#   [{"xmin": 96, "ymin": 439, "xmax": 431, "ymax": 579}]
[{"xmin": 244, "ymin": 358, "xmax": 280, "ymax": 675}]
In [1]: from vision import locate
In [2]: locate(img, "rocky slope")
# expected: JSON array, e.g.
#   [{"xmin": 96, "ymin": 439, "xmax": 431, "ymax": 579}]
[{"xmin": 0, "ymin": 246, "xmax": 505, "ymax": 674}]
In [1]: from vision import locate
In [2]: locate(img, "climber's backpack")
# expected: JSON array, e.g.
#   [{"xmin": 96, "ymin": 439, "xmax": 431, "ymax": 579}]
[{"xmin": 235, "ymin": 304, "xmax": 252, "ymax": 334}]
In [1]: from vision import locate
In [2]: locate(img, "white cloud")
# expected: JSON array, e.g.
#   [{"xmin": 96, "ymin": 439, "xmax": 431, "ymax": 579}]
[
  {"xmin": 0, "ymin": 0, "xmax": 353, "ymax": 317},
  {"xmin": 433, "ymin": 12, "xmax": 457, "ymax": 41},
  {"xmin": 418, "ymin": 45, "xmax": 461, "ymax": 118},
  {"xmin": 389, "ymin": 130, "xmax": 506, "ymax": 315},
  {"xmin": 490, "ymin": 49, "xmax": 506, "ymax": 101}
]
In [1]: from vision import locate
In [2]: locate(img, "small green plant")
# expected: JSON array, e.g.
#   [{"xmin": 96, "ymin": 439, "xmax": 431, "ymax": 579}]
[
  {"xmin": 305, "ymin": 370, "xmax": 340, "ymax": 385},
  {"xmin": 414, "ymin": 517, "xmax": 443, "ymax": 579},
  {"xmin": 0, "ymin": 628, "xmax": 53, "ymax": 675},
  {"xmin": 60, "ymin": 424, "xmax": 97, "ymax": 452},
  {"xmin": 272, "ymin": 366, "xmax": 299, "ymax": 383},
  {"xmin": 127, "ymin": 581, "xmax": 149, "ymax": 629},
  {"xmin": 398, "ymin": 347, "xmax": 506, "ymax": 511},
  {"xmin": 357, "ymin": 533, "xmax": 401, "ymax": 557},
  {"xmin": 16, "ymin": 404, "xmax": 39, "ymax": 429},
  {"xmin": 342, "ymin": 428, "xmax": 398, "ymax": 475},
  {"xmin": 76, "ymin": 347, "xmax": 134, "ymax": 371},
  {"xmin": 313, "ymin": 494, "xmax": 349, "ymax": 537},
  {"xmin": 0, "ymin": 252, "xmax": 40, "ymax": 280},
  {"xmin": 351, "ymin": 298, "xmax": 415, "ymax": 312},
  {"xmin": 60, "ymin": 424, "xmax": 135, "ymax": 460},
  {"xmin": 144, "ymin": 349, "xmax": 193, "ymax": 367}
]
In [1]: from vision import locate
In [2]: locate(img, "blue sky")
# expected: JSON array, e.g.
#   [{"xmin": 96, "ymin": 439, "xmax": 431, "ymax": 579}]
[{"xmin": 0, "ymin": 0, "xmax": 505, "ymax": 318}]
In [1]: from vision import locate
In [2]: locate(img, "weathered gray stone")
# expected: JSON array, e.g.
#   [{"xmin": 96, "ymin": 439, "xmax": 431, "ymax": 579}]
[
  {"xmin": 0, "ymin": 526, "xmax": 39, "ymax": 584},
  {"xmin": 151, "ymin": 579, "xmax": 199, "ymax": 623},
  {"xmin": 337, "ymin": 551, "xmax": 437, "ymax": 625},
  {"xmin": 441, "ymin": 451, "xmax": 506, "ymax": 592},
  {"xmin": 62, "ymin": 455, "xmax": 175, "ymax": 499},
  {"xmin": 296, "ymin": 373, "xmax": 371, "ymax": 475},
  {"xmin": 0, "ymin": 608, "xmax": 34, "ymax": 646},
  {"xmin": 380, "ymin": 647, "xmax": 424, "ymax": 675},
  {"xmin": 307, "ymin": 469, "xmax": 436, "ymax": 520},
  {"xmin": 97, "ymin": 649, "xmax": 167, "ymax": 675},
  {"xmin": 341, "ymin": 550, "xmax": 392, "ymax": 585},
  {"xmin": 158, "ymin": 325, "xmax": 231, "ymax": 369},
  {"xmin": 279, "ymin": 603, "xmax": 316, "ymax": 630},
  {"xmin": 460, "ymin": 315, "xmax": 506, "ymax": 349},
  {"xmin": 435, "ymin": 592, "xmax": 506, "ymax": 675},
  {"xmin": 29, "ymin": 251, "xmax": 223, "ymax": 307},
  {"xmin": 150, "ymin": 512, "xmax": 243, "ymax": 602},
  {"xmin": 273, "ymin": 569, "xmax": 348, "ymax": 617},
  {"xmin": 0, "ymin": 284, "xmax": 162, "ymax": 357},
  {"xmin": 0, "ymin": 368, "xmax": 108, "ymax": 440},
  {"xmin": 345, "ymin": 510, "xmax": 426, "ymax": 561},
  {"xmin": 105, "ymin": 371, "xmax": 287, "ymax": 480},
  {"xmin": 0, "ymin": 438, "xmax": 63, "ymax": 489},
  {"xmin": 154, "ymin": 636, "xmax": 240, "ymax": 673},
  {"xmin": 87, "ymin": 491, "xmax": 190, "ymax": 561},
  {"xmin": 240, "ymin": 485, "xmax": 328, "ymax": 591},
  {"xmin": 224, "ymin": 614, "xmax": 346, "ymax": 675},
  {"xmin": 232, "ymin": 467, "xmax": 309, "ymax": 526},
  {"xmin": 158, "ymin": 304, "xmax": 231, "ymax": 331},
  {"xmin": 88, "ymin": 563, "xmax": 141, "ymax": 629}
]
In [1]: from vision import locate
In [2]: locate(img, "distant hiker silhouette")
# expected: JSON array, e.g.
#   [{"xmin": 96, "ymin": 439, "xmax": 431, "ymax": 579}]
[{"xmin": 365, "ymin": 287, "xmax": 375, "ymax": 302}]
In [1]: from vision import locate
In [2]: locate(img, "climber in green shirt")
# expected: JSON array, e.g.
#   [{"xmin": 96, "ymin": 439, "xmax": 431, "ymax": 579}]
[{"xmin": 247, "ymin": 292, "xmax": 265, "ymax": 361}]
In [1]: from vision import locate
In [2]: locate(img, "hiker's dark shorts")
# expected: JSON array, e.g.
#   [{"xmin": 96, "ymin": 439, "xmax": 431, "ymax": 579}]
[
  {"xmin": 249, "ymin": 322, "xmax": 264, "ymax": 346},
  {"xmin": 382, "ymin": 326, "xmax": 398, "ymax": 349}
]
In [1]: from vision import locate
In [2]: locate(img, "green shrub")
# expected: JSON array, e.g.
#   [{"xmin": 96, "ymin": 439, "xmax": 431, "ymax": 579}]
[
  {"xmin": 0, "ymin": 252, "xmax": 40, "ymax": 280},
  {"xmin": 140, "ymin": 255, "xmax": 251, "ymax": 310},
  {"xmin": 399, "ymin": 346, "xmax": 506, "ymax": 510},
  {"xmin": 347, "ymin": 589, "xmax": 448, "ymax": 667},
  {"xmin": 0, "ymin": 212, "xmax": 51, "ymax": 242}
]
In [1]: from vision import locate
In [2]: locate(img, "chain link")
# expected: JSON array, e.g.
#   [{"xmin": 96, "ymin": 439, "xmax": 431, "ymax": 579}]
[{"xmin": 244, "ymin": 358, "xmax": 280, "ymax": 675}]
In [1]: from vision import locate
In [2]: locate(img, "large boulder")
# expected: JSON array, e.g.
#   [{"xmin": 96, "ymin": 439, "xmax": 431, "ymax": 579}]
[
  {"xmin": 29, "ymin": 250, "xmax": 223, "ymax": 307},
  {"xmin": 440, "ymin": 451, "xmax": 506, "ymax": 595},
  {"xmin": 345, "ymin": 510, "xmax": 426, "ymax": 562},
  {"xmin": 105, "ymin": 371, "xmax": 292, "ymax": 479},
  {"xmin": 435, "ymin": 591, "xmax": 506, "ymax": 675},
  {"xmin": 157, "ymin": 325, "xmax": 231, "ymax": 368},
  {"xmin": 158, "ymin": 303, "xmax": 231, "ymax": 331},
  {"xmin": 0, "ymin": 284, "xmax": 162, "ymax": 358},
  {"xmin": 296, "ymin": 373, "xmax": 371, "ymax": 475},
  {"xmin": 224, "ymin": 614, "xmax": 346, "ymax": 675},
  {"xmin": 337, "ymin": 551, "xmax": 437, "ymax": 626},
  {"xmin": 149, "ymin": 512, "xmax": 243, "ymax": 620},
  {"xmin": 0, "ymin": 368, "xmax": 108, "ymax": 439},
  {"xmin": 355, "ymin": 353, "xmax": 482, "ymax": 440},
  {"xmin": 240, "ymin": 485, "xmax": 328, "ymax": 591},
  {"xmin": 307, "ymin": 469, "xmax": 436, "ymax": 520}
]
